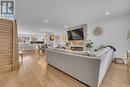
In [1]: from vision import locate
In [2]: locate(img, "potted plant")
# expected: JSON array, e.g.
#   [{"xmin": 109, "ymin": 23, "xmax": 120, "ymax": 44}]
[{"xmin": 86, "ymin": 40, "xmax": 93, "ymax": 51}]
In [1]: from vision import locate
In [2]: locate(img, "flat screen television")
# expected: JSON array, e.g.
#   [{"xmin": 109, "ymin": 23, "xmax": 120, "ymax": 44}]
[{"xmin": 67, "ymin": 28, "xmax": 84, "ymax": 40}]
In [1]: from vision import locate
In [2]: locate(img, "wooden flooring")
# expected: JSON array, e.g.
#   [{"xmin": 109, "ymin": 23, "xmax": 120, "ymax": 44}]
[
  {"xmin": 0, "ymin": 50, "xmax": 129, "ymax": 87},
  {"xmin": 100, "ymin": 63, "xmax": 130, "ymax": 87}
]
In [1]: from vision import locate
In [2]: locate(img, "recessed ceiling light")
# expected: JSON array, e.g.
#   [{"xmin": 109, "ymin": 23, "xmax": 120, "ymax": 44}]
[
  {"xmin": 44, "ymin": 20, "xmax": 48, "ymax": 23},
  {"xmin": 64, "ymin": 26, "xmax": 67, "ymax": 29},
  {"xmin": 106, "ymin": 12, "xmax": 110, "ymax": 15}
]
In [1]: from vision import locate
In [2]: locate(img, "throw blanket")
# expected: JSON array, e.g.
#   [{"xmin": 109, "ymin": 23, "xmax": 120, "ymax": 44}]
[{"xmin": 107, "ymin": 45, "xmax": 116, "ymax": 51}]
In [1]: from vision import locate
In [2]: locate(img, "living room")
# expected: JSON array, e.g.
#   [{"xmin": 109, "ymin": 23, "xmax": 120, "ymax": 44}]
[{"xmin": 0, "ymin": 0, "xmax": 129, "ymax": 87}]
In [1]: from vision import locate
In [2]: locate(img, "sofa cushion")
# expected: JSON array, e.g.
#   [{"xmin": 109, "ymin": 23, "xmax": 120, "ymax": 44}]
[{"xmin": 95, "ymin": 47, "xmax": 111, "ymax": 57}]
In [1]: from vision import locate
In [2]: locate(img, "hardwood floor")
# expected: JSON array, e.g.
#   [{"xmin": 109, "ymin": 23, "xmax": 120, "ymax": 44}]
[
  {"xmin": 100, "ymin": 63, "xmax": 130, "ymax": 87},
  {"xmin": 0, "ymin": 50, "xmax": 129, "ymax": 87}
]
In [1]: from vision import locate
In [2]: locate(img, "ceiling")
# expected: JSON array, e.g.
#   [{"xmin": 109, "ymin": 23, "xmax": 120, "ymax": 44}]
[{"xmin": 16, "ymin": 0, "xmax": 130, "ymax": 32}]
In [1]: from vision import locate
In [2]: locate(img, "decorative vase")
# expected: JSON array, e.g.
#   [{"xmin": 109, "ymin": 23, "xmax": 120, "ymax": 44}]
[
  {"xmin": 87, "ymin": 47, "xmax": 91, "ymax": 51},
  {"xmin": 87, "ymin": 48, "xmax": 91, "ymax": 54}
]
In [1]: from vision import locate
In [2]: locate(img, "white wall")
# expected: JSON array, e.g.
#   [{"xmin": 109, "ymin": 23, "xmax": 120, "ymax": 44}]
[{"xmin": 88, "ymin": 14, "xmax": 130, "ymax": 59}]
